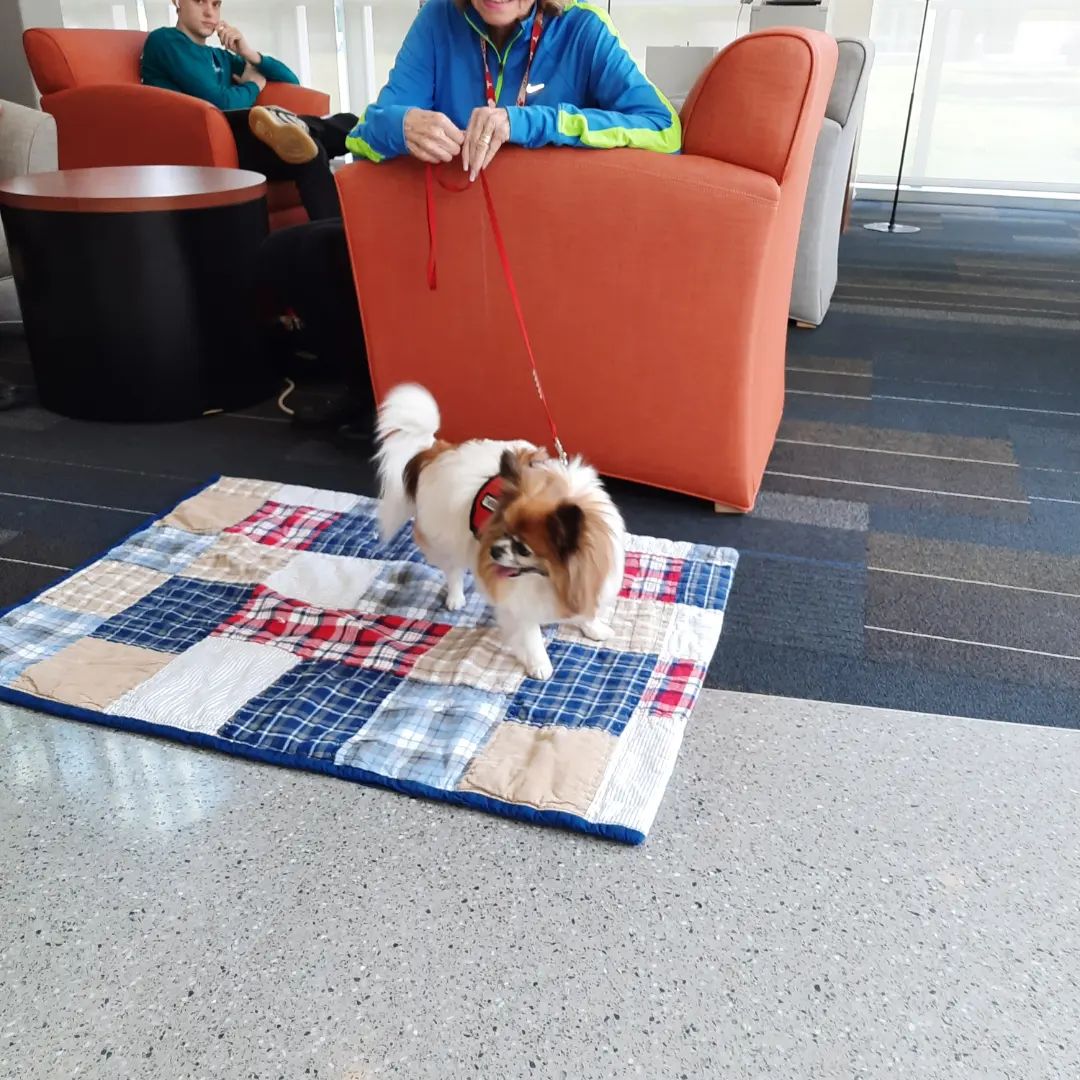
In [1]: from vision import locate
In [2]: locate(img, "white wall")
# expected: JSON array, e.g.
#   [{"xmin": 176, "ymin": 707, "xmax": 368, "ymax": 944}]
[
  {"xmin": 0, "ymin": 0, "xmax": 64, "ymax": 108},
  {"xmin": 830, "ymin": 0, "xmax": 875, "ymax": 38}
]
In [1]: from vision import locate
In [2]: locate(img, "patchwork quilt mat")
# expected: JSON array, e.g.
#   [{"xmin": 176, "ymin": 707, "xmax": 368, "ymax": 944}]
[{"xmin": 0, "ymin": 477, "xmax": 738, "ymax": 844}]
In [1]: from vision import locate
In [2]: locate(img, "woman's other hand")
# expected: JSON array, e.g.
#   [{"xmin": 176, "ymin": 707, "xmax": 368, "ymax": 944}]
[
  {"xmin": 403, "ymin": 109, "xmax": 466, "ymax": 163},
  {"xmin": 462, "ymin": 107, "xmax": 511, "ymax": 182}
]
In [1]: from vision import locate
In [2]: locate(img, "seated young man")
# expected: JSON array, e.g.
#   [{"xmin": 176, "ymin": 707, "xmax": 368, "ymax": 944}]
[{"xmin": 142, "ymin": 0, "xmax": 358, "ymax": 219}]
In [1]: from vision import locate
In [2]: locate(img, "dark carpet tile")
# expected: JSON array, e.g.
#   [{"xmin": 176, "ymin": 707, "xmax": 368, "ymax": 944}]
[{"xmin": 712, "ymin": 638, "xmax": 1080, "ymax": 729}]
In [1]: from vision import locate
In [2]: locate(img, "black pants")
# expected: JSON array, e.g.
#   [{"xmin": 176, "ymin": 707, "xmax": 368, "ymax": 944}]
[
  {"xmin": 257, "ymin": 217, "xmax": 369, "ymax": 401},
  {"xmin": 231, "ymin": 111, "xmax": 358, "ymax": 221}
]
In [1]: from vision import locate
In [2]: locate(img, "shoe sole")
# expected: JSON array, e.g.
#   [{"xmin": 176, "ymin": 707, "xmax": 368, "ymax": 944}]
[{"xmin": 248, "ymin": 106, "xmax": 319, "ymax": 165}]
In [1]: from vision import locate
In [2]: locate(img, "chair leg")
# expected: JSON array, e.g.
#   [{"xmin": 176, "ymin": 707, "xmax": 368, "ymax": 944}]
[
  {"xmin": 714, "ymin": 502, "xmax": 744, "ymax": 515},
  {"xmin": 795, "ymin": 320, "xmax": 818, "ymax": 330}
]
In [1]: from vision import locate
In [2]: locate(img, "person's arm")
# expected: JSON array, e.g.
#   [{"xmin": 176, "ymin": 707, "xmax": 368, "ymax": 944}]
[
  {"xmin": 345, "ymin": 4, "xmax": 439, "ymax": 162},
  {"xmin": 254, "ymin": 54, "xmax": 300, "ymax": 85},
  {"xmin": 505, "ymin": 7, "xmax": 681, "ymax": 154},
  {"xmin": 216, "ymin": 23, "xmax": 298, "ymax": 85},
  {"xmin": 142, "ymin": 32, "xmax": 259, "ymax": 109}
]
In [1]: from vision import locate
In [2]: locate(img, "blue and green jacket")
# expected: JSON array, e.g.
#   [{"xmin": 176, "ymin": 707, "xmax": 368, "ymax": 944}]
[
  {"xmin": 345, "ymin": 0, "xmax": 680, "ymax": 162},
  {"xmin": 141, "ymin": 27, "xmax": 298, "ymax": 111}
]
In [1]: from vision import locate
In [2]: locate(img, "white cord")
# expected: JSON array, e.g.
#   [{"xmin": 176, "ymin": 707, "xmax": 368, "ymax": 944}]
[
  {"xmin": 277, "ymin": 377, "xmax": 297, "ymax": 416},
  {"xmin": 735, "ymin": 0, "xmax": 752, "ymax": 39}
]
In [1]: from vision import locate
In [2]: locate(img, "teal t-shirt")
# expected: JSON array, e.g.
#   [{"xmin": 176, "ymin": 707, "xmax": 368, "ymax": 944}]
[{"xmin": 141, "ymin": 27, "xmax": 299, "ymax": 110}]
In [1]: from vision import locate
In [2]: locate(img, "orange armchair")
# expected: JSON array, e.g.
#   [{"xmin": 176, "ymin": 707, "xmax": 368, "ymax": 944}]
[
  {"xmin": 22, "ymin": 28, "xmax": 330, "ymax": 230},
  {"xmin": 336, "ymin": 29, "xmax": 837, "ymax": 512}
]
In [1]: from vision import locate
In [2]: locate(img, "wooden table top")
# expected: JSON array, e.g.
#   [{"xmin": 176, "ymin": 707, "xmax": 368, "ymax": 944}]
[{"xmin": 0, "ymin": 165, "xmax": 268, "ymax": 213}]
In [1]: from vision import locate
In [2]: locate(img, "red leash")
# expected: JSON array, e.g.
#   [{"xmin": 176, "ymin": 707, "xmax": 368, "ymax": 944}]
[{"xmin": 425, "ymin": 163, "xmax": 568, "ymax": 466}]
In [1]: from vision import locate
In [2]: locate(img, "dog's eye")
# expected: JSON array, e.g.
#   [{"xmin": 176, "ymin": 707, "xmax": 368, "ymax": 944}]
[{"xmin": 511, "ymin": 538, "xmax": 532, "ymax": 558}]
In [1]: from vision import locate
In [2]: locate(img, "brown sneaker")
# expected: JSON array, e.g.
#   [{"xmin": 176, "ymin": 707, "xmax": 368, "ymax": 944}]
[{"xmin": 248, "ymin": 105, "xmax": 319, "ymax": 165}]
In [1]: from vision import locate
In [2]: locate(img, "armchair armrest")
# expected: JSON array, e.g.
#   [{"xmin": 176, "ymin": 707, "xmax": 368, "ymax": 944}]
[
  {"xmin": 42, "ymin": 84, "xmax": 237, "ymax": 169},
  {"xmin": 257, "ymin": 83, "xmax": 331, "ymax": 118},
  {"xmin": 681, "ymin": 28, "xmax": 838, "ymax": 183}
]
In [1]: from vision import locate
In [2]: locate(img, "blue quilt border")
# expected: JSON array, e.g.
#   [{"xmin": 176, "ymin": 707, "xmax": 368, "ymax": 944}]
[
  {"xmin": 0, "ymin": 475, "xmax": 647, "ymax": 846},
  {"xmin": 0, "ymin": 685, "xmax": 646, "ymax": 844}
]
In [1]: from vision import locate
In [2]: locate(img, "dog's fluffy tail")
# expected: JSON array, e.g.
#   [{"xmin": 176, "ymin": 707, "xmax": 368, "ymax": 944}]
[{"xmin": 374, "ymin": 383, "xmax": 441, "ymax": 540}]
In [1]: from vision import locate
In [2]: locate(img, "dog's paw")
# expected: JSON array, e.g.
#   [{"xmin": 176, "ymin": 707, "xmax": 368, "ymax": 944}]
[
  {"xmin": 524, "ymin": 654, "xmax": 554, "ymax": 681},
  {"xmin": 579, "ymin": 619, "xmax": 615, "ymax": 643},
  {"xmin": 445, "ymin": 587, "xmax": 466, "ymax": 612}
]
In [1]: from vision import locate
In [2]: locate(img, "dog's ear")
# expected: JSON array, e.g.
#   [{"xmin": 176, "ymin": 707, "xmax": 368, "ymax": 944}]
[
  {"xmin": 499, "ymin": 448, "xmax": 522, "ymax": 486},
  {"xmin": 500, "ymin": 447, "xmax": 548, "ymax": 485},
  {"xmin": 547, "ymin": 502, "xmax": 584, "ymax": 560}
]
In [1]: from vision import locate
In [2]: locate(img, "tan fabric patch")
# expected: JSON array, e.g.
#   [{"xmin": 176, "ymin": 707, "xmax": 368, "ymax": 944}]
[
  {"xmin": 159, "ymin": 490, "xmax": 270, "ymax": 534},
  {"xmin": 11, "ymin": 637, "xmax": 173, "ymax": 710},
  {"xmin": 556, "ymin": 598, "xmax": 676, "ymax": 655},
  {"xmin": 458, "ymin": 721, "xmax": 615, "ymax": 814},
  {"xmin": 38, "ymin": 559, "xmax": 169, "ymax": 617},
  {"xmin": 181, "ymin": 532, "xmax": 295, "ymax": 584},
  {"xmin": 407, "ymin": 627, "xmax": 526, "ymax": 694}
]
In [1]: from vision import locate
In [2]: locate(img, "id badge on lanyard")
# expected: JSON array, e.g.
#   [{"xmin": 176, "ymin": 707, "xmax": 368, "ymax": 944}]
[{"xmin": 480, "ymin": 8, "xmax": 544, "ymax": 108}]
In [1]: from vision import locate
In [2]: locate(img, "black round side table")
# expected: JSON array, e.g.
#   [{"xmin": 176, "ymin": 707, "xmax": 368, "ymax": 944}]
[{"xmin": 0, "ymin": 165, "xmax": 273, "ymax": 421}]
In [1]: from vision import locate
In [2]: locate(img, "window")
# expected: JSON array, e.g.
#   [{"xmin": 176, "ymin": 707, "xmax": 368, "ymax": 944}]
[{"xmin": 861, "ymin": 0, "xmax": 1080, "ymax": 192}]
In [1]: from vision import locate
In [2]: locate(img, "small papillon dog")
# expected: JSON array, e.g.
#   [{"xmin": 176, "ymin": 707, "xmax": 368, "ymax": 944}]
[{"xmin": 375, "ymin": 384, "xmax": 625, "ymax": 680}]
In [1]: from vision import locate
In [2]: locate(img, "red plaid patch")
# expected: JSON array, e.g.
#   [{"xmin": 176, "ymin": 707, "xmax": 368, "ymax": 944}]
[
  {"xmin": 214, "ymin": 587, "xmax": 450, "ymax": 674},
  {"xmin": 225, "ymin": 501, "xmax": 340, "ymax": 550},
  {"xmin": 620, "ymin": 553, "xmax": 684, "ymax": 603},
  {"xmin": 643, "ymin": 660, "xmax": 705, "ymax": 720}
]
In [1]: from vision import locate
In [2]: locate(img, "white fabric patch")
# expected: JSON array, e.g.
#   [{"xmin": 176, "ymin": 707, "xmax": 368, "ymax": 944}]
[
  {"xmin": 663, "ymin": 605, "xmax": 725, "ymax": 661},
  {"xmin": 587, "ymin": 709, "xmax": 686, "ymax": 836},
  {"xmin": 107, "ymin": 638, "xmax": 297, "ymax": 735},
  {"xmin": 273, "ymin": 484, "xmax": 363, "ymax": 513},
  {"xmin": 263, "ymin": 551, "xmax": 383, "ymax": 610},
  {"xmin": 625, "ymin": 533, "xmax": 696, "ymax": 560}
]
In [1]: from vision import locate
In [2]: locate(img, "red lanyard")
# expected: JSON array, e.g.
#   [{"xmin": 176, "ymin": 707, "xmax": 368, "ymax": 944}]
[
  {"xmin": 426, "ymin": 165, "xmax": 567, "ymax": 465},
  {"xmin": 480, "ymin": 9, "xmax": 544, "ymax": 108}
]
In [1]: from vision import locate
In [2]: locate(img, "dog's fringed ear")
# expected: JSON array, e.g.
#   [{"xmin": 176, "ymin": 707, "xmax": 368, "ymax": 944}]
[
  {"xmin": 547, "ymin": 502, "xmax": 584, "ymax": 560},
  {"xmin": 499, "ymin": 448, "xmax": 522, "ymax": 486}
]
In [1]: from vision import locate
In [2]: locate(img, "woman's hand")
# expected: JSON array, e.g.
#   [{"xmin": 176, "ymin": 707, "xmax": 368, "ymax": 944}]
[
  {"xmin": 462, "ymin": 107, "xmax": 511, "ymax": 182},
  {"xmin": 403, "ymin": 109, "xmax": 466, "ymax": 164}
]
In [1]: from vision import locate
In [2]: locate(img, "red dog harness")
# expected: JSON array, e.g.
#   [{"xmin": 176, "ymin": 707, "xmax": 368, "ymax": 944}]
[{"xmin": 470, "ymin": 475, "xmax": 504, "ymax": 538}]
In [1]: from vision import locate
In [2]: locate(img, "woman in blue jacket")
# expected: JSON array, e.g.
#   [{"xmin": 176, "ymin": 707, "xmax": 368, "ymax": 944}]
[
  {"xmin": 260, "ymin": 0, "xmax": 680, "ymax": 423},
  {"xmin": 344, "ymin": 0, "xmax": 680, "ymax": 175}
]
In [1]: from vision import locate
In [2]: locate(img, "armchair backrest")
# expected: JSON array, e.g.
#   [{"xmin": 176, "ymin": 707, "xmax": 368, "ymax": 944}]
[
  {"xmin": 681, "ymin": 29, "xmax": 838, "ymax": 185},
  {"xmin": 826, "ymin": 38, "xmax": 875, "ymax": 128},
  {"xmin": 24, "ymin": 28, "xmax": 146, "ymax": 96}
]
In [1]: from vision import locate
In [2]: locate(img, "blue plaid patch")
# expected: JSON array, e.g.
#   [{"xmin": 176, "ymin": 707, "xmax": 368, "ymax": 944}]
[
  {"xmin": 0, "ymin": 603, "xmax": 106, "ymax": 683},
  {"xmin": 219, "ymin": 661, "xmax": 400, "ymax": 759},
  {"xmin": 336, "ymin": 679, "xmax": 507, "ymax": 788},
  {"xmin": 109, "ymin": 525, "xmax": 216, "ymax": 575},
  {"xmin": 92, "ymin": 578, "xmax": 253, "ymax": 654},
  {"xmin": 363, "ymin": 561, "xmax": 492, "ymax": 626},
  {"xmin": 677, "ymin": 558, "xmax": 736, "ymax": 610},
  {"xmin": 304, "ymin": 511, "xmax": 425, "ymax": 563},
  {"xmin": 506, "ymin": 642, "xmax": 658, "ymax": 736}
]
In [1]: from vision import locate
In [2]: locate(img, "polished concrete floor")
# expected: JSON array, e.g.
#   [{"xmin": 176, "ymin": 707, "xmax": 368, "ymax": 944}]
[{"xmin": 2, "ymin": 689, "xmax": 1079, "ymax": 1079}]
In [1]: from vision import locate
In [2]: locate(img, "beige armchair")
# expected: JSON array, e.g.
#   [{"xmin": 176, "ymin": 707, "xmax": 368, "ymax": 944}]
[{"xmin": 0, "ymin": 99, "xmax": 57, "ymax": 324}]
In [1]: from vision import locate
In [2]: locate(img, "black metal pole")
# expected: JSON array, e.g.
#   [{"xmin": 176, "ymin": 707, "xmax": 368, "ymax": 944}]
[
  {"xmin": 867, "ymin": 0, "xmax": 931, "ymax": 234},
  {"xmin": 889, "ymin": 0, "xmax": 932, "ymax": 228}
]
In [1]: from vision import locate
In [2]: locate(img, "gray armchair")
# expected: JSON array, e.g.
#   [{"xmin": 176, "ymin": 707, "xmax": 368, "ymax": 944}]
[
  {"xmin": 1, "ymin": 100, "xmax": 57, "ymax": 325},
  {"xmin": 790, "ymin": 37, "xmax": 874, "ymax": 327}
]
